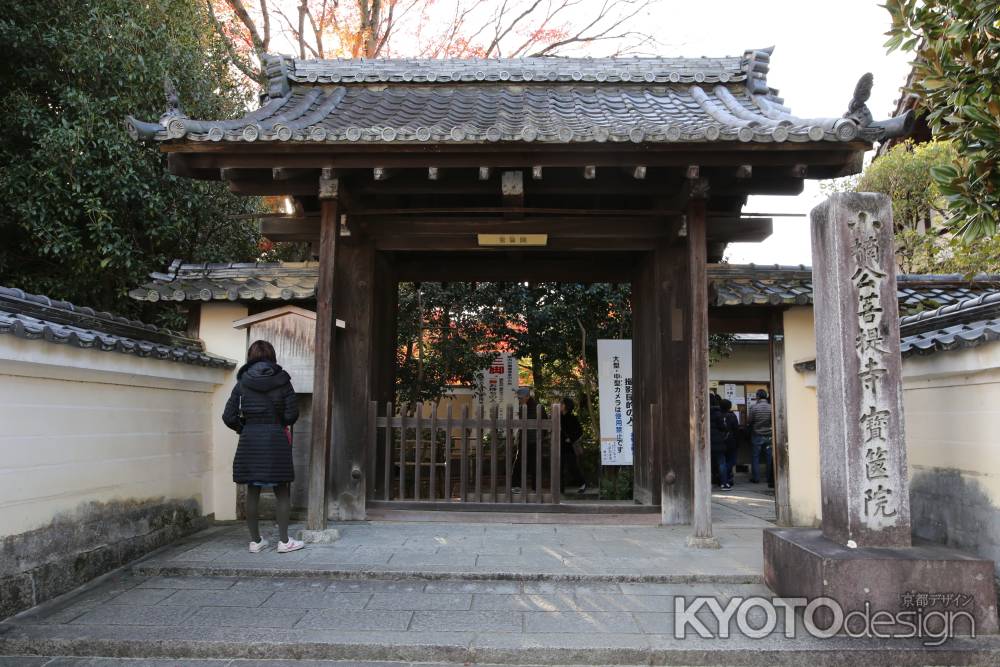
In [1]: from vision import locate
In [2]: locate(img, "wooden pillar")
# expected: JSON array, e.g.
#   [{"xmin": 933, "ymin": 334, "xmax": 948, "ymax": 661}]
[
  {"xmin": 330, "ymin": 236, "xmax": 376, "ymax": 520},
  {"xmin": 686, "ymin": 194, "xmax": 718, "ymax": 547},
  {"xmin": 657, "ymin": 240, "xmax": 691, "ymax": 523},
  {"xmin": 307, "ymin": 172, "xmax": 339, "ymax": 531},
  {"xmin": 769, "ymin": 314, "xmax": 792, "ymax": 526}
]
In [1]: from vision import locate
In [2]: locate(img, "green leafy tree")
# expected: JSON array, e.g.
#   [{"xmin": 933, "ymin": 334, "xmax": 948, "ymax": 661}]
[
  {"xmin": 826, "ymin": 140, "xmax": 1000, "ymax": 275},
  {"xmin": 884, "ymin": 0, "xmax": 1000, "ymax": 239},
  {"xmin": 0, "ymin": 0, "xmax": 265, "ymax": 320}
]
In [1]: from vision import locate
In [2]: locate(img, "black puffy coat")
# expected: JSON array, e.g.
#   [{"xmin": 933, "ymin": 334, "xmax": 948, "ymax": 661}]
[{"xmin": 222, "ymin": 361, "xmax": 299, "ymax": 484}]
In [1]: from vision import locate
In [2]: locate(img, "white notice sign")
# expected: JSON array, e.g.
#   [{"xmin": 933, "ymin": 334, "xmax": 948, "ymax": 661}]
[
  {"xmin": 597, "ymin": 339, "xmax": 634, "ymax": 466},
  {"xmin": 474, "ymin": 353, "xmax": 519, "ymax": 414}
]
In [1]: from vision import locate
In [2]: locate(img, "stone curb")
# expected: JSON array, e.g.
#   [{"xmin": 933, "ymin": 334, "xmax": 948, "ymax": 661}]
[
  {"xmin": 127, "ymin": 563, "xmax": 764, "ymax": 585},
  {"xmin": 1, "ymin": 634, "xmax": 998, "ymax": 666}
]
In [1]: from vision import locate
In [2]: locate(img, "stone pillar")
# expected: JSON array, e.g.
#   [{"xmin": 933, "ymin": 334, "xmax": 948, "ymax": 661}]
[{"xmin": 810, "ymin": 192, "xmax": 911, "ymax": 548}]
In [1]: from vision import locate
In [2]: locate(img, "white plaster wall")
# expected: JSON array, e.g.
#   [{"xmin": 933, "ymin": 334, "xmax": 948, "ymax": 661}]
[
  {"xmin": 709, "ymin": 343, "xmax": 771, "ymax": 382},
  {"xmin": 783, "ymin": 306, "xmax": 822, "ymax": 527},
  {"xmin": 902, "ymin": 344, "xmax": 1000, "ymax": 505},
  {"xmin": 199, "ymin": 302, "xmax": 249, "ymax": 521},
  {"xmin": 0, "ymin": 337, "xmax": 229, "ymax": 537}
]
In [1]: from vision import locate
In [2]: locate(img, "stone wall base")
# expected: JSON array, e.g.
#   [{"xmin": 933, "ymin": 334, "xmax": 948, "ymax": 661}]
[
  {"xmin": 764, "ymin": 528, "xmax": 999, "ymax": 634},
  {"xmin": 0, "ymin": 499, "xmax": 208, "ymax": 620}
]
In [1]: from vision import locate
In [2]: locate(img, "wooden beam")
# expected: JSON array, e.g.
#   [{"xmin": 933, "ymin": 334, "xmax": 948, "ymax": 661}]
[
  {"xmin": 392, "ymin": 253, "xmax": 638, "ymax": 282},
  {"xmin": 364, "ymin": 217, "xmax": 679, "ymax": 238},
  {"xmin": 307, "ymin": 174, "xmax": 339, "ymax": 531},
  {"xmin": 686, "ymin": 196, "xmax": 717, "ymax": 547},
  {"xmin": 260, "ymin": 217, "xmax": 319, "ymax": 241},
  {"xmin": 228, "ymin": 179, "xmax": 317, "ymax": 196},
  {"xmin": 177, "ymin": 147, "xmax": 867, "ymax": 171}
]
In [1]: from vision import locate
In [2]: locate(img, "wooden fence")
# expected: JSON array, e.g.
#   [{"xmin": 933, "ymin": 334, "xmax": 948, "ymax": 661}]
[{"xmin": 369, "ymin": 402, "xmax": 561, "ymax": 504}]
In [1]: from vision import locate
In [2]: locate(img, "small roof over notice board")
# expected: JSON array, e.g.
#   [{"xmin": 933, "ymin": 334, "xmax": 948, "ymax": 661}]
[
  {"xmin": 232, "ymin": 305, "xmax": 344, "ymax": 330},
  {"xmin": 232, "ymin": 305, "xmax": 344, "ymax": 393}
]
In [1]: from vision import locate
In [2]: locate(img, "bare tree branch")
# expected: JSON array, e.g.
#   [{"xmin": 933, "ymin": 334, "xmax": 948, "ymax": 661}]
[
  {"xmin": 259, "ymin": 0, "xmax": 271, "ymax": 51},
  {"xmin": 224, "ymin": 0, "xmax": 266, "ymax": 54},
  {"xmin": 205, "ymin": 0, "xmax": 261, "ymax": 82}
]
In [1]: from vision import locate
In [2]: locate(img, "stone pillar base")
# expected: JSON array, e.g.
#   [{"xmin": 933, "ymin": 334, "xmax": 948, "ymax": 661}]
[
  {"xmin": 764, "ymin": 528, "xmax": 998, "ymax": 634},
  {"xmin": 297, "ymin": 528, "xmax": 341, "ymax": 543},
  {"xmin": 686, "ymin": 535, "xmax": 721, "ymax": 549}
]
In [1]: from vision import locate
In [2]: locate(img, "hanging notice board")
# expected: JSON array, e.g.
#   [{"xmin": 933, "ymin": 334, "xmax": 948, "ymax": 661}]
[{"xmin": 597, "ymin": 339, "xmax": 634, "ymax": 466}]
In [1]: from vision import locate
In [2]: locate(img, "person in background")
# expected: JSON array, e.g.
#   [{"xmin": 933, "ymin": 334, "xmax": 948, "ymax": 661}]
[
  {"xmin": 709, "ymin": 392, "xmax": 727, "ymax": 487},
  {"xmin": 719, "ymin": 398, "xmax": 740, "ymax": 490},
  {"xmin": 222, "ymin": 340, "xmax": 303, "ymax": 553},
  {"xmin": 560, "ymin": 397, "xmax": 587, "ymax": 494},
  {"xmin": 748, "ymin": 388, "xmax": 774, "ymax": 487}
]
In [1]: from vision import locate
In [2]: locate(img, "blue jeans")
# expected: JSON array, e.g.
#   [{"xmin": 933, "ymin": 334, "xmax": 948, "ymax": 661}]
[
  {"xmin": 718, "ymin": 449, "xmax": 737, "ymax": 487},
  {"xmin": 750, "ymin": 434, "xmax": 773, "ymax": 484}
]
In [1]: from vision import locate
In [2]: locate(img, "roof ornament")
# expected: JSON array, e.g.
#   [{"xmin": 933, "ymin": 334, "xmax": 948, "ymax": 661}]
[
  {"xmin": 844, "ymin": 72, "xmax": 874, "ymax": 127},
  {"xmin": 164, "ymin": 75, "xmax": 182, "ymax": 115},
  {"xmin": 843, "ymin": 72, "xmax": 916, "ymax": 141}
]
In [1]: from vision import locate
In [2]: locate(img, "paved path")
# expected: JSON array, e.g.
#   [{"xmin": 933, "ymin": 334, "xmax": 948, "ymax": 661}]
[
  {"xmin": 130, "ymin": 510, "xmax": 768, "ymax": 584},
  {"xmin": 2, "ymin": 571, "xmax": 997, "ymax": 665}
]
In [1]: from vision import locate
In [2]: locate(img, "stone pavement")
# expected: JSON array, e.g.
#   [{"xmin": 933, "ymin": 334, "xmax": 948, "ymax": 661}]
[
  {"xmin": 128, "ymin": 508, "xmax": 767, "ymax": 583},
  {"xmin": 3, "ymin": 492, "xmax": 999, "ymax": 665},
  {"xmin": 2, "ymin": 570, "xmax": 999, "ymax": 665}
]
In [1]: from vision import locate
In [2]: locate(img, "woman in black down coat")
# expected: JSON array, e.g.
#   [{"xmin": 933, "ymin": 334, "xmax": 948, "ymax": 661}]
[{"xmin": 222, "ymin": 340, "xmax": 302, "ymax": 553}]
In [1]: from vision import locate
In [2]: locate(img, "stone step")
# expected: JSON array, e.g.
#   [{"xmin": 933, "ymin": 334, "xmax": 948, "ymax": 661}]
[
  {"xmin": 2, "ymin": 573, "xmax": 998, "ymax": 666},
  {"xmin": 129, "ymin": 561, "xmax": 764, "ymax": 585}
]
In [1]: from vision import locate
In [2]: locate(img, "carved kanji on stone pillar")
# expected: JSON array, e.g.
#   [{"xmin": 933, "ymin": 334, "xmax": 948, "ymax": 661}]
[{"xmin": 810, "ymin": 192, "xmax": 911, "ymax": 548}]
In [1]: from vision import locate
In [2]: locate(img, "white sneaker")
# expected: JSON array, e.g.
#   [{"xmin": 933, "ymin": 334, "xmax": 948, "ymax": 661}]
[
  {"xmin": 277, "ymin": 538, "xmax": 305, "ymax": 553},
  {"xmin": 249, "ymin": 538, "xmax": 268, "ymax": 553}
]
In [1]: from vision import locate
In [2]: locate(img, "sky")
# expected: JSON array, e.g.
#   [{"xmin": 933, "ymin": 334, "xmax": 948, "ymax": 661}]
[{"xmin": 631, "ymin": 0, "xmax": 913, "ymax": 265}]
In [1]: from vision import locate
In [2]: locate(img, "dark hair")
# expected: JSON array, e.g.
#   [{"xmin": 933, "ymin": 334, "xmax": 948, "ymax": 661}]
[
  {"xmin": 756, "ymin": 389, "xmax": 769, "ymax": 400},
  {"xmin": 247, "ymin": 339, "xmax": 277, "ymax": 364},
  {"xmin": 709, "ymin": 392, "xmax": 720, "ymax": 406},
  {"xmin": 720, "ymin": 398, "xmax": 732, "ymax": 412},
  {"xmin": 561, "ymin": 397, "xmax": 575, "ymax": 413}
]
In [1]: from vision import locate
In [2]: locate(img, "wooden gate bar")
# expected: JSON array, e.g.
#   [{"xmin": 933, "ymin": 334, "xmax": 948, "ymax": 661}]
[
  {"xmin": 383, "ymin": 402, "xmax": 393, "ymax": 500},
  {"xmin": 490, "ymin": 405, "xmax": 499, "ymax": 502},
  {"xmin": 414, "ymin": 402, "xmax": 423, "ymax": 500},
  {"xmin": 399, "ymin": 407, "xmax": 408, "ymax": 499},
  {"xmin": 475, "ymin": 405, "xmax": 484, "ymax": 501},
  {"xmin": 519, "ymin": 404, "xmax": 528, "ymax": 503},
  {"xmin": 535, "ymin": 405, "xmax": 543, "ymax": 501},
  {"xmin": 428, "ymin": 406, "xmax": 438, "ymax": 501},
  {"xmin": 373, "ymin": 400, "xmax": 562, "ymax": 506},
  {"xmin": 459, "ymin": 405, "xmax": 469, "ymax": 501},
  {"xmin": 551, "ymin": 403, "xmax": 561, "ymax": 504},
  {"xmin": 443, "ymin": 404, "xmax": 453, "ymax": 501}
]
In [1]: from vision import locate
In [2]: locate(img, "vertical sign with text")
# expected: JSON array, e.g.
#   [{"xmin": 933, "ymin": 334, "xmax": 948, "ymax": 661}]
[{"xmin": 597, "ymin": 339, "xmax": 634, "ymax": 466}]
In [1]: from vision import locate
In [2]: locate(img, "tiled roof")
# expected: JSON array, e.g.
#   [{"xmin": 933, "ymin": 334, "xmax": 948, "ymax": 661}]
[
  {"xmin": 126, "ymin": 48, "xmax": 909, "ymax": 146},
  {"xmin": 899, "ymin": 292, "xmax": 1000, "ymax": 357},
  {"xmin": 131, "ymin": 261, "xmax": 996, "ymax": 319},
  {"xmin": 0, "ymin": 286, "xmax": 234, "ymax": 368},
  {"xmin": 130, "ymin": 260, "xmax": 319, "ymax": 302},
  {"xmin": 707, "ymin": 264, "xmax": 1000, "ymax": 316}
]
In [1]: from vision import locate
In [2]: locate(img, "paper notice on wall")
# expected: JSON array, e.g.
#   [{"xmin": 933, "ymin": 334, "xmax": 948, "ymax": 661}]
[
  {"xmin": 473, "ymin": 353, "xmax": 519, "ymax": 414},
  {"xmin": 597, "ymin": 339, "xmax": 634, "ymax": 466}
]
